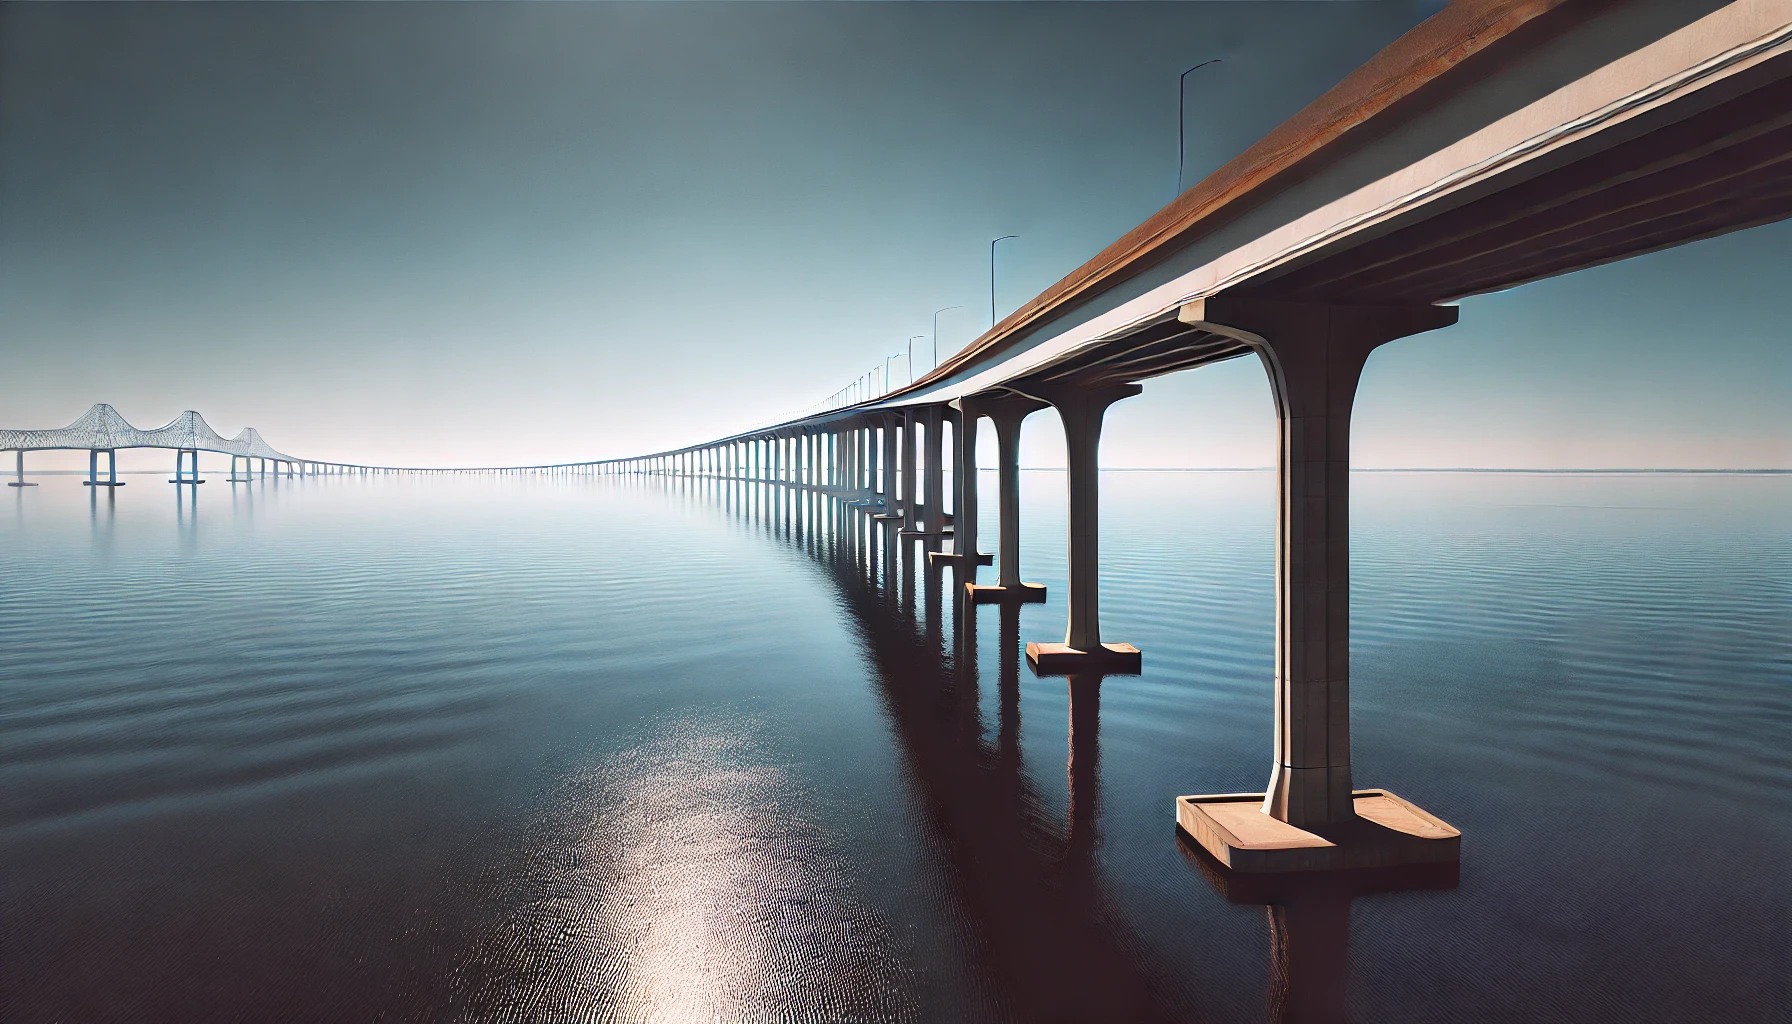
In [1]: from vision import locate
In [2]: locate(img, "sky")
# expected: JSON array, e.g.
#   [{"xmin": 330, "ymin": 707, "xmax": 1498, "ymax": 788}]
[{"xmin": 1, "ymin": 1, "xmax": 1787, "ymax": 470}]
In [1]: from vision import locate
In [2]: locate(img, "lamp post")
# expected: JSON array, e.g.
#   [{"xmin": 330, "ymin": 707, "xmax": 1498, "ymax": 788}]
[
  {"xmin": 908, "ymin": 336, "xmax": 925, "ymax": 386},
  {"xmin": 1178, "ymin": 58, "xmax": 1222, "ymax": 195},
  {"xmin": 931, "ymin": 305, "xmax": 964, "ymax": 373},
  {"xmin": 990, "ymin": 235, "xmax": 1018, "ymax": 328}
]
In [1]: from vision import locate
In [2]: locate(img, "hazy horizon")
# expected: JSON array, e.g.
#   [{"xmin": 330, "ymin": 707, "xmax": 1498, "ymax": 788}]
[{"xmin": 3, "ymin": 2, "xmax": 1788, "ymax": 470}]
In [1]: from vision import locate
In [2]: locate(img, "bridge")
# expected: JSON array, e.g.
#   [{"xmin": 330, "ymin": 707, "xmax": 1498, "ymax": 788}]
[{"xmin": 11, "ymin": 0, "xmax": 1790, "ymax": 878}]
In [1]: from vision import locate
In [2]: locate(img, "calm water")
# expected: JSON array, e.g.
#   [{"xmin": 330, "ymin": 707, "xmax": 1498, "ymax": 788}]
[{"xmin": 3, "ymin": 470, "xmax": 1789, "ymax": 1022}]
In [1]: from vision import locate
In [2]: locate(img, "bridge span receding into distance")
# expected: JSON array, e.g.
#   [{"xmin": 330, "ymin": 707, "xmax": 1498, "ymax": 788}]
[{"xmin": 11, "ymin": 0, "xmax": 1790, "ymax": 877}]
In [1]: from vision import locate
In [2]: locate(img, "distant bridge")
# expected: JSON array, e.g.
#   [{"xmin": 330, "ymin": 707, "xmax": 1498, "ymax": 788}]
[
  {"xmin": 0, "ymin": 403, "xmax": 623, "ymax": 485},
  {"xmin": 11, "ymin": 1, "xmax": 1789, "ymax": 876}
]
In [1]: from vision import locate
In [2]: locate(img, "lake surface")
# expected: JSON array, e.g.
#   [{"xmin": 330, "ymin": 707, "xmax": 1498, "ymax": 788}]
[{"xmin": 3, "ymin": 470, "xmax": 1789, "ymax": 1022}]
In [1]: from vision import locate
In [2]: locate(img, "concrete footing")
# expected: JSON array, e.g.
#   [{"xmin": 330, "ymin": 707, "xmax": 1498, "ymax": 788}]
[
  {"xmin": 927, "ymin": 550, "xmax": 993, "ymax": 567},
  {"xmin": 7, "ymin": 482, "xmax": 36, "ymax": 487},
  {"xmin": 1175, "ymin": 790, "xmax": 1459, "ymax": 873},
  {"xmin": 966, "ymin": 581, "xmax": 1046, "ymax": 604},
  {"xmin": 1025, "ymin": 640, "xmax": 1140, "ymax": 675},
  {"xmin": 167, "ymin": 479, "xmax": 207, "ymax": 484},
  {"xmin": 82, "ymin": 481, "xmax": 126, "ymax": 487}
]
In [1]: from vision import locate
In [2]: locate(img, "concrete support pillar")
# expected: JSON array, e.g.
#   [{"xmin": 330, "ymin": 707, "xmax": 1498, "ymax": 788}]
[
  {"xmin": 966, "ymin": 394, "xmax": 1048, "ymax": 602},
  {"xmin": 950, "ymin": 399, "xmax": 982, "ymax": 559},
  {"xmin": 946, "ymin": 407, "xmax": 964, "ymax": 523},
  {"xmin": 864, "ymin": 425, "xmax": 876, "ymax": 501},
  {"xmin": 1067, "ymin": 674, "xmax": 1102, "ymax": 851},
  {"xmin": 852, "ymin": 428, "xmax": 864, "ymax": 496},
  {"xmin": 849, "ymin": 428, "xmax": 863, "ymax": 499},
  {"xmin": 89, "ymin": 449, "xmax": 98, "ymax": 487},
  {"xmin": 921, "ymin": 405, "xmax": 945, "ymax": 535},
  {"xmin": 899, "ymin": 412, "xmax": 917, "ymax": 529},
  {"xmin": 1012, "ymin": 383, "xmax": 1140, "ymax": 673},
  {"xmin": 11, "ymin": 449, "xmax": 34, "ymax": 487},
  {"xmin": 1178, "ymin": 295, "xmax": 1458, "ymax": 828},
  {"xmin": 880, "ymin": 417, "xmax": 898, "ymax": 508}
]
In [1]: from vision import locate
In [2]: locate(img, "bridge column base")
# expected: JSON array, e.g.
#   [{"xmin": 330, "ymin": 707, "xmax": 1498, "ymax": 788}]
[
  {"xmin": 7, "ymin": 482, "xmax": 37, "ymax": 487},
  {"xmin": 966, "ymin": 581, "xmax": 1046, "ymax": 604},
  {"xmin": 1175, "ymin": 790, "xmax": 1458, "ymax": 874},
  {"xmin": 82, "ymin": 481, "xmax": 126, "ymax": 488},
  {"xmin": 1026, "ymin": 640, "xmax": 1140, "ymax": 676},
  {"xmin": 927, "ymin": 550, "xmax": 992, "ymax": 567}
]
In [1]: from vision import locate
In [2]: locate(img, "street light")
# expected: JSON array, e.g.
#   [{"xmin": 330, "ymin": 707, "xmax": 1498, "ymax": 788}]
[
  {"xmin": 931, "ymin": 305, "xmax": 964, "ymax": 373},
  {"xmin": 1178, "ymin": 58, "xmax": 1222, "ymax": 195},
  {"xmin": 907, "ymin": 336, "xmax": 925, "ymax": 386},
  {"xmin": 883, "ymin": 352, "xmax": 904, "ymax": 396},
  {"xmin": 990, "ymin": 235, "xmax": 1018, "ymax": 328}
]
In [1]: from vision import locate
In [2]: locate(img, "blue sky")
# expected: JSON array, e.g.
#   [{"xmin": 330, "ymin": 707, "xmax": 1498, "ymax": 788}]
[{"xmin": 2, "ymin": 2, "xmax": 1786, "ymax": 469}]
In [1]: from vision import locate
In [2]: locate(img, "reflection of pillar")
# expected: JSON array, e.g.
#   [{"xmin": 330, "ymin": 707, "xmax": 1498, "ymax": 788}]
[
  {"xmin": 1266, "ymin": 894, "xmax": 1351, "ymax": 1024},
  {"xmin": 998, "ymin": 602, "xmax": 1022, "ymax": 766},
  {"xmin": 900, "ymin": 529, "xmax": 916, "ymax": 616},
  {"xmin": 1182, "ymin": 296, "xmax": 1456, "ymax": 827},
  {"xmin": 1067, "ymin": 674, "xmax": 1101, "ymax": 850},
  {"xmin": 923, "ymin": 536, "xmax": 943, "ymax": 650},
  {"xmin": 954, "ymin": 566, "xmax": 978, "ymax": 676},
  {"xmin": 881, "ymin": 515, "xmax": 898, "ymax": 594}
]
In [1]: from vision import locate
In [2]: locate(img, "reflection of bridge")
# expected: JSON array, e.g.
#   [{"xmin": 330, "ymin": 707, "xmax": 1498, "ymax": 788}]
[
  {"xmin": 609, "ymin": 443, "xmax": 1457, "ymax": 1022},
  {"xmin": 13, "ymin": 3, "xmax": 1792, "ymax": 879}
]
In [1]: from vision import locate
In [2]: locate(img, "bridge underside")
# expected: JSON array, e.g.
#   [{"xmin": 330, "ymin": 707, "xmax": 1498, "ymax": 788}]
[
  {"xmin": 1014, "ymin": 57, "xmax": 1792, "ymax": 391},
  {"xmin": 1254, "ymin": 62, "xmax": 1792, "ymax": 305}
]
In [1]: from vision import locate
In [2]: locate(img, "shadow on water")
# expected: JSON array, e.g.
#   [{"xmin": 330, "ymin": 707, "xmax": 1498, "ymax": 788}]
[
  {"xmin": 1180, "ymin": 838, "xmax": 1458, "ymax": 1024},
  {"xmin": 665, "ymin": 470, "xmax": 1466, "ymax": 1023},
  {"xmin": 662, "ymin": 471, "xmax": 1187, "ymax": 1020}
]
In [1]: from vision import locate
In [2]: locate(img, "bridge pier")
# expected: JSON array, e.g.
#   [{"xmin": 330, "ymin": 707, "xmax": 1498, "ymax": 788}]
[
  {"xmin": 857, "ymin": 422, "xmax": 878, "ymax": 505},
  {"xmin": 930, "ymin": 401, "xmax": 991, "ymax": 568},
  {"xmin": 169, "ymin": 448, "xmax": 205, "ymax": 484},
  {"xmin": 83, "ymin": 448, "xmax": 124, "ymax": 487},
  {"xmin": 966, "ymin": 394, "xmax": 1047, "ymax": 604},
  {"xmin": 1173, "ymin": 296, "xmax": 1461, "ymax": 872},
  {"xmin": 898, "ymin": 412, "xmax": 918, "ymax": 531},
  {"xmin": 904, "ymin": 406, "xmax": 948, "ymax": 537},
  {"xmin": 1012, "ymin": 383, "xmax": 1141, "ymax": 676},
  {"xmin": 9, "ymin": 450, "xmax": 37, "ymax": 487},
  {"xmin": 875, "ymin": 415, "xmax": 901, "ymax": 521}
]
